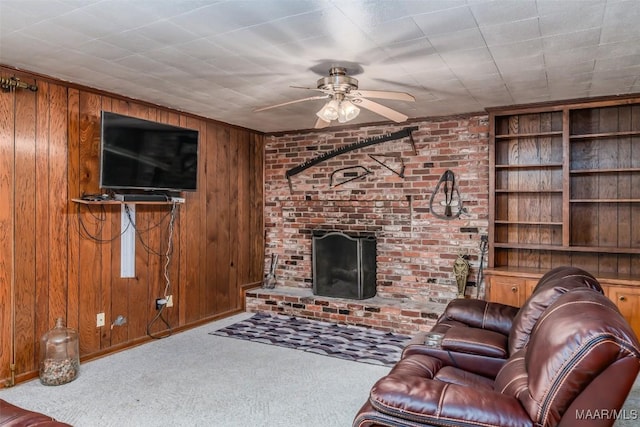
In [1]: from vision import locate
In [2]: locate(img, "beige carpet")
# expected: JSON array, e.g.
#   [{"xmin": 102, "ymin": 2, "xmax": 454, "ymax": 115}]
[
  {"xmin": 0, "ymin": 312, "xmax": 388, "ymax": 427},
  {"xmin": 0, "ymin": 312, "xmax": 638, "ymax": 426}
]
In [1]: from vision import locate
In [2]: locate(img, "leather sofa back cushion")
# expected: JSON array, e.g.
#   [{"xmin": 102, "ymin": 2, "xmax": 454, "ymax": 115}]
[
  {"xmin": 442, "ymin": 298, "xmax": 519, "ymax": 336},
  {"xmin": 520, "ymin": 289, "xmax": 639, "ymax": 426},
  {"xmin": 441, "ymin": 326, "xmax": 508, "ymax": 358},
  {"xmin": 508, "ymin": 267, "xmax": 603, "ymax": 355}
]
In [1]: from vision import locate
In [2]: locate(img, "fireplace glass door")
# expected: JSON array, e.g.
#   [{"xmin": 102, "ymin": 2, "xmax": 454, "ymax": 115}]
[{"xmin": 312, "ymin": 231, "xmax": 376, "ymax": 299}]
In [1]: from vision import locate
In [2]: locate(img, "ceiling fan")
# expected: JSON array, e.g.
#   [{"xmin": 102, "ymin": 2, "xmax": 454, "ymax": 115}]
[{"xmin": 254, "ymin": 67, "xmax": 415, "ymax": 129}]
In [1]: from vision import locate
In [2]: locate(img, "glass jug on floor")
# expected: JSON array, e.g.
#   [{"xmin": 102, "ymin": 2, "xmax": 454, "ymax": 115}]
[{"xmin": 39, "ymin": 318, "xmax": 80, "ymax": 386}]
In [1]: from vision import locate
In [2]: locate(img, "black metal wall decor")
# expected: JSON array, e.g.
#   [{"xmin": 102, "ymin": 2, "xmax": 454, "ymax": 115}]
[
  {"xmin": 429, "ymin": 169, "xmax": 463, "ymax": 220},
  {"xmin": 368, "ymin": 154, "xmax": 405, "ymax": 178},
  {"xmin": 285, "ymin": 126, "xmax": 418, "ymax": 192},
  {"xmin": 329, "ymin": 166, "xmax": 372, "ymax": 188}
]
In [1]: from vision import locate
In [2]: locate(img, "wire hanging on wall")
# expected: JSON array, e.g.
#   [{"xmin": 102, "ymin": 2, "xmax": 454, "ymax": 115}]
[
  {"xmin": 76, "ymin": 203, "xmax": 129, "ymax": 243},
  {"xmin": 124, "ymin": 204, "xmax": 176, "ymax": 257},
  {"xmin": 146, "ymin": 202, "xmax": 179, "ymax": 339},
  {"xmin": 76, "ymin": 201, "xmax": 180, "ymax": 339}
]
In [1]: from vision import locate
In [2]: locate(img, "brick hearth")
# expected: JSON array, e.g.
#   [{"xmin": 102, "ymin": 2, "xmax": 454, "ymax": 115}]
[{"xmin": 245, "ymin": 286, "xmax": 446, "ymax": 335}]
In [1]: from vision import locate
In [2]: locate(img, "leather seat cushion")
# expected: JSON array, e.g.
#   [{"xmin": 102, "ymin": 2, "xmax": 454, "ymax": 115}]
[{"xmin": 369, "ymin": 355, "xmax": 533, "ymax": 427}]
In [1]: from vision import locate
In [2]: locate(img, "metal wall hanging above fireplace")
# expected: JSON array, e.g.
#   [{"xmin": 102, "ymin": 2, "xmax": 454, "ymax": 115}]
[{"xmin": 312, "ymin": 231, "xmax": 377, "ymax": 300}]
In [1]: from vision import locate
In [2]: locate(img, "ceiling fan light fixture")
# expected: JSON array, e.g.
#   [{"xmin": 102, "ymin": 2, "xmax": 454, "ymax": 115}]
[
  {"xmin": 338, "ymin": 101, "xmax": 360, "ymax": 123},
  {"xmin": 316, "ymin": 99, "xmax": 340, "ymax": 121},
  {"xmin": 256, "ymin": 66, "xmax": 413, "ymax": 128}
]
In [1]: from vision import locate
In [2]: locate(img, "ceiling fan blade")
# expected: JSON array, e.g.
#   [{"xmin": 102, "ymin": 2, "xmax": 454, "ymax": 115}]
[
  {"xmin": 254, "ymin": 95, "xmax": 328, "ymax": 112},
  {"xmin": 348, "ymin": 90, "xmax": 415, "ymax": 102},
  {"xmin": 290, "ymin": 85, "xmax": 320, "ymax": 91},
  {"xmin": 314, "ymin": 117, "xmax": 331, "ymax": 129},
  {"xmin": 291, "ymin": 85, "xmax": 335, "ymax": 96},
  {"xmin": 355, "ymin": 98, "xmax": 409, "ymax": 123}
]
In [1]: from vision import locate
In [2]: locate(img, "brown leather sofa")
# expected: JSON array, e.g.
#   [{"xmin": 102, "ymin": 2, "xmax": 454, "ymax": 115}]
[
  {"xmin": 354, "ymin": 287, "xmax": 640, "ymax": 427},
  {"xmin": 402, "ymin": 266, "xmax": 603, "ymax": 377},
  {"xmin": 0, "ymin": 399, "xmax": 71, "ymax": 427}
]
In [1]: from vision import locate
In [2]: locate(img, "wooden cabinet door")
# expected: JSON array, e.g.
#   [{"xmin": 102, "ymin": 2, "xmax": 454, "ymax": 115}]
[
  {"xmin": 487, "ymin": 276, "xmax": 527, "ymax": 307},
  {"xmin": 525, "ymin": 279, "xmax": 538, "ymax": 300},
  {"xmin": 606, "ymin": 285, "xmax": 640, "ymax": 338}
]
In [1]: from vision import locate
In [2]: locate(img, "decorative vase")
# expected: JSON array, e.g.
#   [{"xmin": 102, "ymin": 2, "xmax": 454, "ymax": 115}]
[{"xmin": 453, "ymin": 253, "xmax": 470, "ymax": 298}]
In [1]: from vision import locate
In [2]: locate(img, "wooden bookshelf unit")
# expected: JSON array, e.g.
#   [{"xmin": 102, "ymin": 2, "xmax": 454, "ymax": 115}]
[{"xmin": 485, "ymin": 95, "xmax": 640, "ymax": 335}]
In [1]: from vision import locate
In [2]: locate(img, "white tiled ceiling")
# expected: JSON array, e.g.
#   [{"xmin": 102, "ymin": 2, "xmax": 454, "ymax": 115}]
[{"xmin": 1, "ymin": 0, "xmax": 639, "ymax": 133}]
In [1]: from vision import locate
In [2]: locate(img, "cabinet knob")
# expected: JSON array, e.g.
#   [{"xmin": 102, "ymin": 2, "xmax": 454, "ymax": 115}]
[
  {"xmin": 619, "ymin": 295, "xmax": 627, "ymax": 302},
  {"xmin": 511, "ymin": 286, "xmax": 518, "ymax": 293}
]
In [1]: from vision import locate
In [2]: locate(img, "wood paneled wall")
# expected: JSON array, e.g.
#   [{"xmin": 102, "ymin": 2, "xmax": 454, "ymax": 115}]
[{"xmin": 0, "ymin": 66, "xmax": 264, "ymax": 385}]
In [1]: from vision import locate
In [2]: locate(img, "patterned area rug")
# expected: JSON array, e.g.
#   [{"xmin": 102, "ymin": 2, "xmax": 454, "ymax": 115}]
[{"xmin": 210, "ymin": 312, "xmax": 411, "ymax": 367}]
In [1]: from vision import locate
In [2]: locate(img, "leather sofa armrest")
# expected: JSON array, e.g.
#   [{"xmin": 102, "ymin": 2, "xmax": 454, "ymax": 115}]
[
  {"xmin": 366, "ymin": 355, "xmax": 531, "ymax": 427},
  {"xmin": 441, "ymin": 298, "xmax": 519, "ymax": 335},
  {"xmin": 441, "ymin": 326, "xmax": 508, "ymax": 358},
  {"xmin": 402, "ymin": 340, "xmax": 506, "ymax": 378}
]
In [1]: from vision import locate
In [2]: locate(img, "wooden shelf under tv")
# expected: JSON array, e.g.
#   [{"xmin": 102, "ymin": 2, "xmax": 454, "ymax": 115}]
[{"xmin": 72, "ymin": 198, "xmax": 183, "ymax": 205}]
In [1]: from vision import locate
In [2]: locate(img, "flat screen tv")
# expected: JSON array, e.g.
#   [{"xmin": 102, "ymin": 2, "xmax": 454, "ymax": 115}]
[{"xmin": 100, "ymin": 111, "xmax": 199, "ymax": 192}]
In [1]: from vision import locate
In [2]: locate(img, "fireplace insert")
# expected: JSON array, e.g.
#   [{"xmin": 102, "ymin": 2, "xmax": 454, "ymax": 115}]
[{"xmin": 312, "ymin": 231, "xmax": 376, "ymax": 299}]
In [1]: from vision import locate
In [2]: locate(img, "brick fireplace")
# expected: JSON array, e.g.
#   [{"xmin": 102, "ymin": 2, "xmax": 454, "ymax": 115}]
[{"xmin": 246, "ymin": 113, "xmax": 490, "ymax": 335}]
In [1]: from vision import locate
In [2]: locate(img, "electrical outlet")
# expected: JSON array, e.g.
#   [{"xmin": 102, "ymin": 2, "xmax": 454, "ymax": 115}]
[
  {"xmin": 166, "ymin": 295, "xmax": 173, "ymax": 307},
  {"xmin": 96, "ymin": 312, "xmax": 105, "ymax": 327}
]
